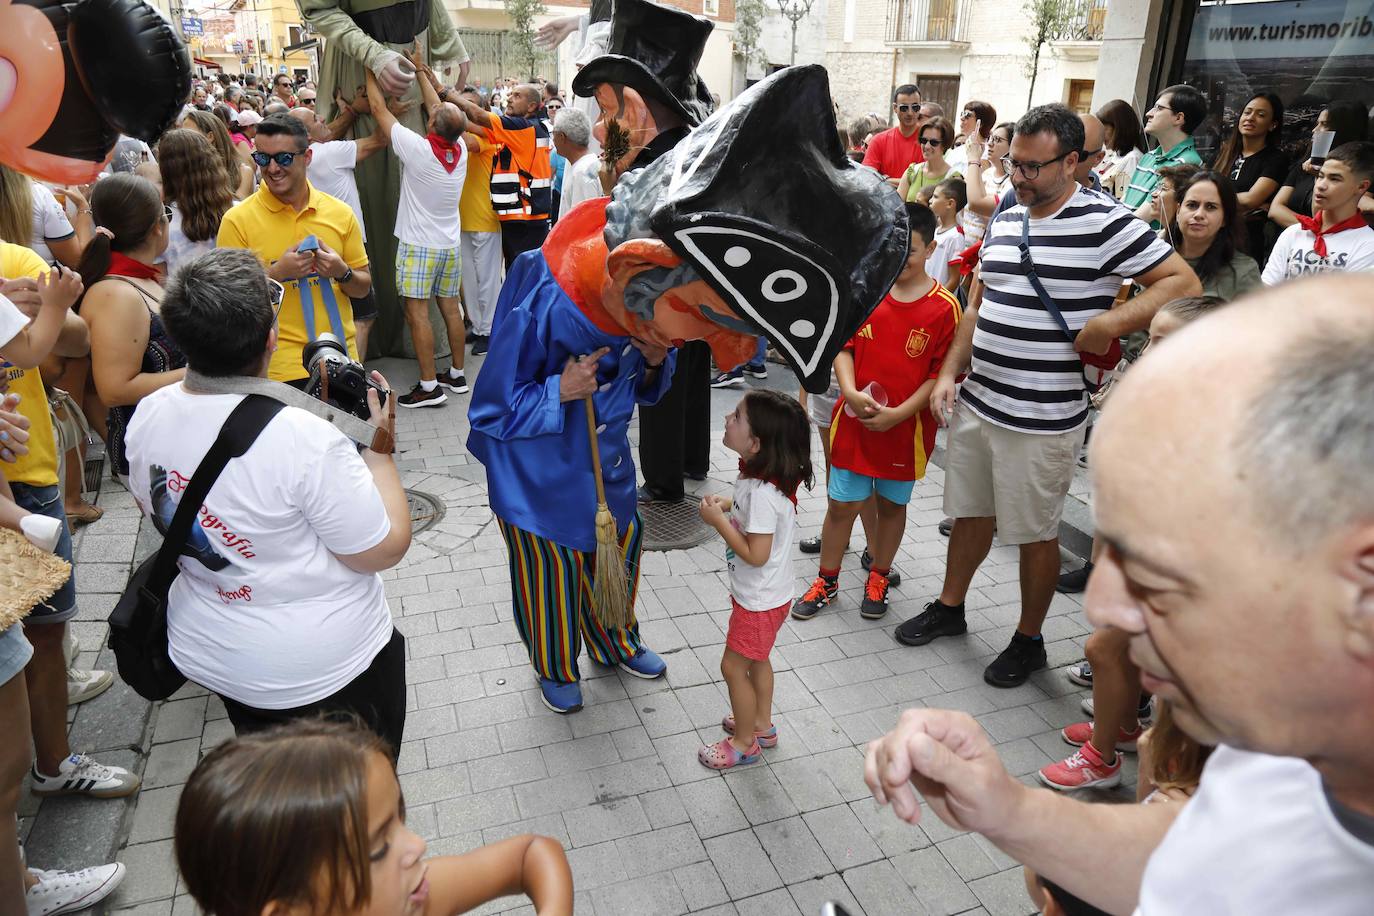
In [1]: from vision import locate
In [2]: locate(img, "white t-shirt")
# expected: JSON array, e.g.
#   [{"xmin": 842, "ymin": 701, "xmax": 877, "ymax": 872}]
[
  {"xmin": 1262, "ymin": 221, "xmax": 1374, "ymax": 284},
  {"xmin": 390, "ymin": 122, "xmax": 466, "ymax": 248},
  {"xmin": 1137, "ymin": 746, "xmax": 1374, "ymax": 914},
  {"xmin": 28, "ymin": 183, "xmax": 75, "ymax": 264},
  {"xmin": 162, "ymin": 203, "xmax": 216, "ymax": 278},
  {"xmin": 927, "ymin": 223, "xmax": 965, "ymax": 290},
  {"xmin": 0, "ymin": 293, "xmax": 28, "ymax": 351},
  {"xmin": 126, "ymin": 385, "xmax": 394, "ymax": 709},
  {"xmin": 308, "ymin": 140, "xmax": 367, "ymax": 243},
  {"xmin": 725, "ymin": 477, "xmax": 797, "ymax": 611},
  {"xmin": 559, "ymin": 153, "xmax": 603, "ymax": 219}
]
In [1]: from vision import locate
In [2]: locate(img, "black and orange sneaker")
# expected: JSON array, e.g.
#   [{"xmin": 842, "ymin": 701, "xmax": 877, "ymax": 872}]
[
  {"xmin": 791, "ymin": 576, "xmax": 838, "ymax": 620},
  {"xmin": 860, "ymin": 570, "xmax": 891, "ymax": 620}
]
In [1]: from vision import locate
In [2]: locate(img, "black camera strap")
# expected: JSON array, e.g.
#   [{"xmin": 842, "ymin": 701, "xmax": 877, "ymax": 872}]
[{"xmin": 182, "ymin": 370, "xmax": 394, "ymax": 454}]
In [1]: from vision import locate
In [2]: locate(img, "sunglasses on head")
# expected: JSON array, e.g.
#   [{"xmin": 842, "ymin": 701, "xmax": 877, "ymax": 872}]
[
  {"xmin": 251, "ymin": 150, "xmax": 304, "ymax": 169},
  {"xmin": 267, "ymin": 277, "xmax": 286, "ymax": 323}
]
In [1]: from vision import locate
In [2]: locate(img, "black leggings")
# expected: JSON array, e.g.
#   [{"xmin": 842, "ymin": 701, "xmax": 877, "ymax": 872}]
[{"xmin": 220, "ymin": 628, "xmax": 407, "ymax": 755}]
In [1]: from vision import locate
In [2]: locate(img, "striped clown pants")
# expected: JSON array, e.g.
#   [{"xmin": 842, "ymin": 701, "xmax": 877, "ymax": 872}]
[{"xmin": 497, "ymin": 514, "xmax": 645, "ymax": 684}]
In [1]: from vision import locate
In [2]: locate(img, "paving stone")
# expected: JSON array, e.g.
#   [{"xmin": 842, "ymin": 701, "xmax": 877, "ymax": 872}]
[
  {"xmin": 540, "ymin": 732, "xmax": 619, "ymax": 776},
  {"xmin": 754, "ymin": 816, "xmax": 832, "ymax": 884},
  {"xmin": 842, "ymin": 859, "xmax": 923, "ymax": 916},
  {"xmin": 482, "ymin": 812, "xmax": 571, "ymax": 849},
  {"xmin": 592, "ymin": 871, "xmax": 689, "ymax": 916},
  {"xmin": 803, "ymin": 803, "xmax": 884, "ymax": 870},
  {"xmin": 767, "ymin": 756, "xmax": 844, "ymax": 813},
  {"xmin": 787, "ymin": 874, "xmax": 865, "ymax": 916},
  {"xmin": 723, "ymin": 766, "xmax": 798, "ymax": 825},
  {"xmin": 142, "ymin": 738, "xmax": 200, "ymax": 789},
  {"xmin": 435, "ymin": 786, "xmax": 518, "ymax": 836},
  {"xmin": 564, "ymin": 797, "xmax": 651, "ymax": 847},
  {"xmin": 107, "ymin": 840, "xmax": 178, "ymax": 907},
  {"xmin": 676, "ymin": 779, "xmax": 750, "ymax": 839},
  {"xmin": 893, "ymin": 846, "xmax": 981, "ymax": 915},
  {"xmin": 849, "ymin": 799, "xmax": 932, "ymax": 858},
  {"xmin": 469, "ymin": 747, "xmax": 547, "ymax": 792},
  {"xmin": 704, "ymin": 828, "xmax": 783, "ymax": 899},
  {"xmin": 616, "ymin": 823, "xmax": 707, "ymax": 878},
  {"xmin": 513, "ymin": 772, "xmax": 597, "ymax": 818},
  {"xmin": 673, "ymin": 860, "xmax": 730, "ymax": 910},
  {"xmin": 127, "ymin": 786, "xmax": 182, "ymax": 845},
  {"xmin": 968, "ymin": 867, "xmax": 1037, "ymax": 916},
  {"xmin": 587, "ymin": 756, "xmax": 672, "ymax": 802},
  {"xmin": 400, "ymin": 763, "xmax": 472, "ymax": 805}
]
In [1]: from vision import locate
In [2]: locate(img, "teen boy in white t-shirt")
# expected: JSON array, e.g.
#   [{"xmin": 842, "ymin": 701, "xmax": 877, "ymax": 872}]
[{"xmin": 1264, "ymin": 141, "xmax": 1374, "ymax": 284}]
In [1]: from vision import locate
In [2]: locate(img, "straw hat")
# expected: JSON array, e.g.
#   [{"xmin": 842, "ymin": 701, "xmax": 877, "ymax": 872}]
[{"xmin": 0, "ymin": 529, "xmax": 73, "ymax": 631}]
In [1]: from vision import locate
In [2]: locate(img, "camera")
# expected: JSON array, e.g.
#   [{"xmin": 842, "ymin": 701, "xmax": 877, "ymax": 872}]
[{"xmin": 302, "ymin": 333, "xmax": 387, "ymax": 421}]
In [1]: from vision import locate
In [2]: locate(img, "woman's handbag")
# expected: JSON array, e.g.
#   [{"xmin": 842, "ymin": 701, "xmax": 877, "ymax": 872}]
[{"xmin": 108, "ymin": 395, "xmax": 283, "ymax": 701}]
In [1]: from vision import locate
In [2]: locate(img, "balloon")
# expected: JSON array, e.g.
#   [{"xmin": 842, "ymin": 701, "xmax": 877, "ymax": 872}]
[{"xmin": 0, "ymin": 0, "xmax": 190, "ymax": 185}]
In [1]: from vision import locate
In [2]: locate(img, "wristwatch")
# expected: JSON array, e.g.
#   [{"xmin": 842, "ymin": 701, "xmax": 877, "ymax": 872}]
[{"xmin": 338, "ymin": 266, "xmax": 354, "ymax": 285}]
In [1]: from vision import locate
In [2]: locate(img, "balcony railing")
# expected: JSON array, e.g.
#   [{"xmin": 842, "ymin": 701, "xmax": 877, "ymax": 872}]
[
  {"xmin": 1051, "ymin": 0, "xmax": 1108, "ymax": 42},
  {"xmin": 885, "ymin": 0, "xmax": 970, "ymax": 44}
]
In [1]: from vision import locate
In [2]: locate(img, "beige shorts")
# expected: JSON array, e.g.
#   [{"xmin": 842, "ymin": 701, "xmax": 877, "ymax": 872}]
[{"xmin": 942, "ymin": 404, "xmax": 1084, "ymax": 545}]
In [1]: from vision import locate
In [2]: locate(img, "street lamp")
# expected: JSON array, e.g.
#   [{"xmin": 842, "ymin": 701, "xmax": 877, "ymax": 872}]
[{"xmin": 773, "ymin": 0, "xmax": 815, "ymax": 67}]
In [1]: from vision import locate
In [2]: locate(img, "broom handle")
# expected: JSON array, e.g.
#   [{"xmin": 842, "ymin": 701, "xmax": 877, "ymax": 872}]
[{"xmin": 583, "ymin": 396, "xmax": 608, "ymax": 507}]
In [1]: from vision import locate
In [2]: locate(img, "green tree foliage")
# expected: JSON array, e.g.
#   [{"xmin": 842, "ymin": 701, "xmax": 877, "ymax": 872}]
[{"xmin": 504, "ymin": 0, "xmax": 547, "ymax": 81}]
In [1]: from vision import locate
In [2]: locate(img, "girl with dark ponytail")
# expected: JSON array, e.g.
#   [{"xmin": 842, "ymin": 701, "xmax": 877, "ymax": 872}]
[{"xmin": 77, "ymin": 173, "xmax": 186, "ymax": 484}]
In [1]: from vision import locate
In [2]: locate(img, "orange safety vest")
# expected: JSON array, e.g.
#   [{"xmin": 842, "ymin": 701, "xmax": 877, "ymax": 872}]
[{"xmin": 486, "ymin": 115, "xmax": 553, "ymax": 221}]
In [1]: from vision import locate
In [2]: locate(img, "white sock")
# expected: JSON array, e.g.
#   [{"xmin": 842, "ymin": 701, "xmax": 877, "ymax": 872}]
[
  {"xmin": 419, "ymin": 379, "xmax": 438, "ymax": 392},
  {"xmin": 20, "ymin": 515, "xmax": 62, "ymax": 553},
  {"xmin": 448, "ymin": 367, "xmax": 464, "ymax": 378}
]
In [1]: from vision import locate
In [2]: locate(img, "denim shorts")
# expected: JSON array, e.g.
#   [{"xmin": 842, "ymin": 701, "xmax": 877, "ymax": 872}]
[
  {"xmin": 827, "ymin": 467, "xmax": 916, "ymax": 506},
  {"xmin": 0, "ymin": 623, "xmax": 33, "ymax": 686},
  {"xmin": 10, "ymin": 482, "xmax": 77, "ymax": 624}
]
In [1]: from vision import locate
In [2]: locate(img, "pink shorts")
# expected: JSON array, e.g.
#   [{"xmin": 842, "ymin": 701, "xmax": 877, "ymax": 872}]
[{"xmin": 725, "ymin": 598, "xmax": 791, "ymax": 661}]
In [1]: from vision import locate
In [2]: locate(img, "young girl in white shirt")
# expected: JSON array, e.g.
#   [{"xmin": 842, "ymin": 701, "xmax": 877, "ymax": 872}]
[{"xmin": 697, "ymin": 390, "xmax": 813, "ymax": 769}]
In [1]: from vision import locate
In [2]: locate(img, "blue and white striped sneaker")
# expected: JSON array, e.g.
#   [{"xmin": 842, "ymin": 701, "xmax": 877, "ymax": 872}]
[{"xmin": 30, "ymin": 754, "xmax": 141, "ymax": 798}]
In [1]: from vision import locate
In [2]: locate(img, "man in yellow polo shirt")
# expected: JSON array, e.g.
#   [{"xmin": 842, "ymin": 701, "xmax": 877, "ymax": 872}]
[
  {"xmin": 1, "ymin": 240, "xmax": 142, "ymax": 800},
  {"xmin": 217, "ymin": 113, "xmax": 372, "ymax": 384},
  {"xmin": 458, "ymin": 86, "xmax": 502, "ymax": 356}
]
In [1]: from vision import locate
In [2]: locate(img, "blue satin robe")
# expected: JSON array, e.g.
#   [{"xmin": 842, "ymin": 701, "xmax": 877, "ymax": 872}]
[{"xmin": 467, "ymin": 251, "xmax": 677, "ymax": 553}]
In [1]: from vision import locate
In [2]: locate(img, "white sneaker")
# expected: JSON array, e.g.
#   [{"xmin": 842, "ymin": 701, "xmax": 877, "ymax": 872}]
[
  {"xmin": 20, "ymin": 515, "xmax": 62, "ymax": 552},
  {"xmin": 64, "ymin": 632, "xmax": 80, "ymax": 668},
  {"xmin": 26, "ymin": 864, "xmax": 125, "ymax": 915},
  {"xmin": 31, "ymin": 754, "xmax": 141, "ymax": 798},
  {"xmin": 67, "ymin": 668, "xmax": 114, "ymax": 706}
]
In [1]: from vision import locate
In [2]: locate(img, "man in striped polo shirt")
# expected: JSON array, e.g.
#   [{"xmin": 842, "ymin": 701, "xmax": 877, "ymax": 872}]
[{"xmin": 894, "ymin": 104, "xmax": 1200, "ymax": 688}]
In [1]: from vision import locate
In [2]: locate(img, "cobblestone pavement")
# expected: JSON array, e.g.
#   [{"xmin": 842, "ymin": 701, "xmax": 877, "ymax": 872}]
[{"xmin": 27, "ymin": 354, "xmax": 1127, "ymax": 916}]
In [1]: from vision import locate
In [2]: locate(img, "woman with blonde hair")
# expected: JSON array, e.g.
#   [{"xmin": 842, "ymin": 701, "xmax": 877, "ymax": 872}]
[
  {"xmin": 181, "ymin": 108, "xmax": 254, "ymax": 199},
  {"xmin": 156, "ymin": 129, "xmax": 233, "ymax": 275}
]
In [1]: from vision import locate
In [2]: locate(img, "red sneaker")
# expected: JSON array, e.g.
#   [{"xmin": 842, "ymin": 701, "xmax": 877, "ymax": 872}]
[
  {"xmin": 1061, "ymin": 720, "xmax": 1143, "ymax": 752},
  {"xmin": 1038, "ymin": 741, "xmax": 1122, "ymax": 791}
]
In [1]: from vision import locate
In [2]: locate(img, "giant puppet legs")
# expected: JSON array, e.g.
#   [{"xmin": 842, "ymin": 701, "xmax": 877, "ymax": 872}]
[{"xmin": 497, "ymin": 515, "xmax": 647, "ymax": 684}]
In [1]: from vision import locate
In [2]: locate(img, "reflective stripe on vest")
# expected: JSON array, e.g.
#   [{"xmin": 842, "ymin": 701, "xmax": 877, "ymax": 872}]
[{"xmin": 489, "ymin": 119, "xmax": 554, "ymax": 221}]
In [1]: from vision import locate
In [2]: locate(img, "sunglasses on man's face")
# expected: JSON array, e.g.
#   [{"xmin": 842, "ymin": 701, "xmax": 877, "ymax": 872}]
[{"xmin": 251, "ymin": 150, "xmax": 304, "ymax": 169}]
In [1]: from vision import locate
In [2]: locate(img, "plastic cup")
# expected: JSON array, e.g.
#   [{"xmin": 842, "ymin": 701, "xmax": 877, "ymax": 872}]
[
  {"xmin": 843, "ymin": 381, "xmax": 889, "ymax": 417},
  {"xmin": 1311, "ymin": 130, "xmax": 1335, "ymax": 166}
]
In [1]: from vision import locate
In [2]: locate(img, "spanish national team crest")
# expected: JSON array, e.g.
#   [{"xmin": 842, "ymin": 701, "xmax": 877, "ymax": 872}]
[{"xmin": 906, "ymin": 328, "xmax": 930, "ymax": 358}]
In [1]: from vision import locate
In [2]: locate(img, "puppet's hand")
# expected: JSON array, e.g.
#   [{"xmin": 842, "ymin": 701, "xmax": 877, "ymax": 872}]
[{"xmin": 374, "ymin": 51, "xmax": 416, "ymax": 97}]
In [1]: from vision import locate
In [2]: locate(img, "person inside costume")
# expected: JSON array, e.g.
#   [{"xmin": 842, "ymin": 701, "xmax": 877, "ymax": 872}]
[
  {"xmin": 467, "ymin": 64, "xmax": 908, "ymax": 714},
  {"xmin": 299, "ymin": 0, "xmax": 470, "ymax": 358}
]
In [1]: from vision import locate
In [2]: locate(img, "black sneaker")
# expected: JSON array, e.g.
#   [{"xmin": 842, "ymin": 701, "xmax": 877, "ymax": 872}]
[
  {"xmin": 441, "ymin": 370, "xmax": 469, "ymax": 394},
  {"xmin": 859, "ymin": 548, "xmax": 901, "ymax": 587},
  {"xmin": 471, "ymin": 335, "xmax": 489, "ymax": 355},
  {"xmin": 397, "ymin": 383, "xmax": 447, "ymax": 409},
  {"xmin": 983, "ymin": 633, "xmax": 1048, "ymax": 688},
  {"xmin": 791, "ymin": 577, "xmax": 838, "ymax": 620},
  {"xmin": 710, "ymin": 369, "xmax": 745, "ymax": 389},
  {"xmin": 684, "ymin": 470, "xmax": 708, "ymax": 482},
  {"xmin": 743, "ymin": 361, "xmax": 768, "ymax": 379},
  {"xmin": 799, "ymin": 535, "xmax": 822, "ymax": 554},
  {"xmin": 1056, "ymin": 562, "xmax": 1093, "ymax": 594},
  {"xmin": 636, "ymin": 485, "xmax": 681, "ymax": 505},
  {"xmin": 893, "ymin": 600, "xmax": 967, "ymax": 646},
  {"xmin": 938, "ymin": 517, "xmax": 954, "ymax": 537},
  {"xmin": 860, "ymin": 571, "xmax": 891, "ymax": 620}
]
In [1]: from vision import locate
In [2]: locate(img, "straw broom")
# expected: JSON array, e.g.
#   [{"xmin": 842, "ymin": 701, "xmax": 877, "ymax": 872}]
[{"xmin": 584, "ymin": 396, "xmax": 632, "ymax": 629}]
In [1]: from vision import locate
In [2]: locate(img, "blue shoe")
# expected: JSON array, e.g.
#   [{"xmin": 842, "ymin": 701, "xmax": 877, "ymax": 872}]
[
  {"xmin": 618, "ymin": 646, "xmax": 667, "ymax": 679},
  {"xmin": 743, "ymin": 361, "xmax": 768, "ymax": 379},
  {"xmin": 537, "ymin": 677, "xmax": 583, "ymax": 713}
]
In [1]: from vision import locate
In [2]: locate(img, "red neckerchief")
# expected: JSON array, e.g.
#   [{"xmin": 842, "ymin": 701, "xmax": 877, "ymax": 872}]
[
  {"xmin": 738, "ymin": 459, "xmax": 799, "ymax": 506},
  {"xmin": 1295, "ymin": 211, "xmax": 1368, "ymax": 258},
  {"xmin": 107, "ymin": 252, "xmax": 160, "ymax": 280},
  {"xmin": 952, "ymin": 239, "xmax": 982, "ymax": 277},
  {"xmin": 426, "ymin": 133, "xmax": 460, "ymax": 173}
]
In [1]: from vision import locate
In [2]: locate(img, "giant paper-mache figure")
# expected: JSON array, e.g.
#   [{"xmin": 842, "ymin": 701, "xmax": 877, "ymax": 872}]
[
  {"xmin": 296, "ymin": 0, "xmax": 470, "ymax": 355},
  {"xmin": 468, "ymin": 3, "xmax": 908, "ymax": 713}
]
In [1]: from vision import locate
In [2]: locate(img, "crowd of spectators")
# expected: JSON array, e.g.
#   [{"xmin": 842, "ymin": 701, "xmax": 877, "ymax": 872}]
[{"xmin": 1, "ymin": 60, "xmax": 1372, "ymax": 915}]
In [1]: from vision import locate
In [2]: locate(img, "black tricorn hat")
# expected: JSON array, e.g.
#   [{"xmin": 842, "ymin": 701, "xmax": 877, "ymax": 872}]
[
  {"xmin": 572, "ymin": 0, "xmax": 714, "ymax": 127},
  {"xmin": 645, "ymin": 65, "xmax": 909, "ymax": 394}
]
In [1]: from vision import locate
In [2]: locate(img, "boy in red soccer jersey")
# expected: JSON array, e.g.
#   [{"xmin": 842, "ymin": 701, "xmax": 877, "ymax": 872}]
[{"xmin": 791, "ymin": 203, "xmax": 962, "ymax": 622}]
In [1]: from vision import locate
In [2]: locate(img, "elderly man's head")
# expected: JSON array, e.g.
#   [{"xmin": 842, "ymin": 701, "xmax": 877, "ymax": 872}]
[
  {"xmin": 288, "ymin": 106, "xmax": 330, "ymax": 144},
  {"xmin": 162, "ymin": 249, "xmax": 279, "ymax": 378},
  {"xmin": 1087, "ymin": 276, "xmax": 1374, "ymax": 771},
  {"xmin": 550, "ymin": 108, "xmax": 591, "ymax": 158},
  {"xmin": 428, "ymin": 103, "xmax": 468, "ymax": 143}
]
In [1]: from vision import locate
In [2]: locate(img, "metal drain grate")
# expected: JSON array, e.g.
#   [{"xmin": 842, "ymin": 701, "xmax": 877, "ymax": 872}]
[
  {"xmin": 406, "ymin": 489, "xmax": 445, "ymax": 533},
  {"xmin": 640, "ymin": 497, "xmax": 715, "ymax": 551}
]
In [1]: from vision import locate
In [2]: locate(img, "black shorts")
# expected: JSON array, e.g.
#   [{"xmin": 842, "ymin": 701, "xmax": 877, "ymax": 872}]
[{"xmin": 350, "ymin": 288, "xmax": 378, "ymax": 322}]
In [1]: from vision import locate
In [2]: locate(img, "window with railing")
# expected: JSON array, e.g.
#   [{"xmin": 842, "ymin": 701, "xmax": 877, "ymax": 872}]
[
  {"xmin": 1051, "ymin": 0, "xmax": 1108, "ymax": 41},
  {"xmin": 885, "ymin": 0, "xmax": 968, "ymax": 43}
]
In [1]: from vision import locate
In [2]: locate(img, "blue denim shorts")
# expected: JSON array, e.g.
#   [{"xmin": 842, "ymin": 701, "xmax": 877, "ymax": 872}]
[
  {"xmin": 0, "ymin": 623, "xmax": 33, "ymax": 685},
  {"xmin": 9, "ymin": 482, "xmax": 77, "ymax": 624}
]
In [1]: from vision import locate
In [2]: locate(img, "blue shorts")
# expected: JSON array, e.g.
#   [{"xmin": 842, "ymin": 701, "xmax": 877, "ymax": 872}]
[
  {"xmin": 0, "ymin": 623, "xmax": 33, "ymax": 686},
  {"xmin": 827, "ymin": 467, "xmax": 916, "ymax": 506},
  {"xmin": 10, "ymin": 482, "xmax": 77, "ymax": 624}
]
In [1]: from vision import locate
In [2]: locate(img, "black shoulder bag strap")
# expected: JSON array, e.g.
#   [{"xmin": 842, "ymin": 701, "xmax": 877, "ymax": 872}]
[
  {"xmin": 1018, "ymin": 210, "xmax": 1075, "ymax": 343},
  {"xmin": 141, "ymin": 394, "xmax": 285, "ymax": 600}
]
